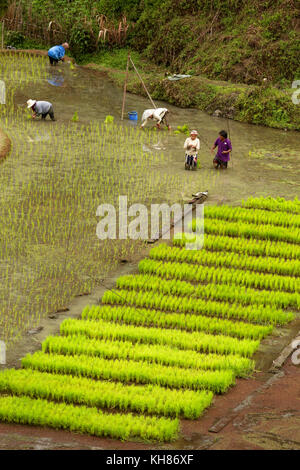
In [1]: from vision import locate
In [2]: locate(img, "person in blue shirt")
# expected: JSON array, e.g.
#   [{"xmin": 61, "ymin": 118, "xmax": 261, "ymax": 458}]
[{"xmin": 48, "ymin": 42, "xmax": 69, "ymax": 65}]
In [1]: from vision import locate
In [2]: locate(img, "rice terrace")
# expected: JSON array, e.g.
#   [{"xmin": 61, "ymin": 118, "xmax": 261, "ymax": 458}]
[{"xmin": 0, "ymin": 0, "xmax": 299, "ymax": 454}]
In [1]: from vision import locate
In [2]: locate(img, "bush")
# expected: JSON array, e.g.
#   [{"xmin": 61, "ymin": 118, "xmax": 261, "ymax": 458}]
[
  {"xmin": 5, "ymin": 30, "xmax": 25, "ymax": 48},
  {"xmin": 69, "ymin": 24, "xmax": 96, "ymax": 59}
]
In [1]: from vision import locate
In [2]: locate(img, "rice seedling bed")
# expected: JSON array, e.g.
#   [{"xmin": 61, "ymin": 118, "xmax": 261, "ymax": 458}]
[
  {"xmin": 22, "ymin": 352, "xmax": 236, "ymax": 393},
  {"xmin": 0, "ymin": 395, "xmax": 179, "ymax": 442},
  {"xmin": 42, "ymin": 336, "xmax": 255, "ymax": 376},
  {"xmin": 105, "ymin": 287, "xmax": 294, "ymax": 326},
  {"xmin": 81, "ymin": 304, "xmax": 273, "ymax": 339},
  {"xmin": 0, "ymin": 369, "xmax": 213, "ymax": 419},
  {"xmin": 148, "ymin": 244, "xmax": 300, "ymax": 277},
  {"xmin": 174, "ymin": 234, "xmax": 300, "ymax": 260},
  {"xmin": 191, "ymin": 218, "xmax": 300, "ymax": 245},
  {"xmin": 116, "ymin": 274, "xmax": 300, "ymax": 309},
  {"xmin": 60, "ymin": 318, "xmax": 260, "ymax": 357},
  {"xmin": 242, "ymin": 196, "xmax": 300, "ymax": 214},
  {"xmin": 204, "ymin": 205, "xmax": 300, "ymax": 228},
  {"xmin": 139, "ymin": 259, "xmax": 300, "ymax": 294}
]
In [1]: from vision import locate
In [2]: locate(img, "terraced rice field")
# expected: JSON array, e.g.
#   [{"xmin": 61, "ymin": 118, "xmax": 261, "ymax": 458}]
[{"xmin": 0, "ymin": 196, "xmax": 299, "ymax": 442}]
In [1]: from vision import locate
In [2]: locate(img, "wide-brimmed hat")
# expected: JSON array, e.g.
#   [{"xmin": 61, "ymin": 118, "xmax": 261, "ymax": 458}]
[
  {"xmin": 27, "ymin": 99, "xmax": 36, "ymax": 108},
  {"xmin": 190, "ymin": 130, "xmax": 198, "ymax": 135}
]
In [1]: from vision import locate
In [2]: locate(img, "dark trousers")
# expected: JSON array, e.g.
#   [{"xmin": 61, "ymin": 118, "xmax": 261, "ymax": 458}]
[
  {"xmin": 41, "ymin": 105, "xmax": 55, "ymax": 120},
  {"xmin": 214, "ymin": 157, "xmax": 228, "ymax": 169},
  {"xmin": 186, "ymin": 155, "xmax": 197, "ymax": 166},
  {"xmin": 49, "ymin": 56, "xmax": 59, "ymax": 66}
]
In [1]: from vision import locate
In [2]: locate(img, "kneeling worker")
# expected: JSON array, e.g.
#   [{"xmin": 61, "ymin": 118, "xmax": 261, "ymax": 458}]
[
  {"xmin": 141, "ymin": 108, "xmax": 171, "ymax": 130},
  {"xmin": 27, "ymin": 99, "xmax": 56, "ymax": 121},
  {"xmin": 48, "ymin": 42, "xmax": 69, "ymax": 65}
]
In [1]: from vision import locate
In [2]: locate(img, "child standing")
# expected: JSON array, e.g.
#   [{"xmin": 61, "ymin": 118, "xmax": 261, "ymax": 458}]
[{"xmin": 184, "ymin": 130, "xmax": 200, "ymax": 170}]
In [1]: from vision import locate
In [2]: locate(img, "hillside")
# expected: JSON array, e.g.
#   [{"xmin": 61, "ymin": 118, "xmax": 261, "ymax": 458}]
[
  {"xmin": 3, "ymin": 0, "xmax": 299, "ymax": 84},
  {"xmin": 1, "ymin": 0, "xmax": 300, "ymax": 129}
]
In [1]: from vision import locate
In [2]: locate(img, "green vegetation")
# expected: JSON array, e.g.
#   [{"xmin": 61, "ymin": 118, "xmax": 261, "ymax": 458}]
[
  {"xmin": 139, "ymin": 258, "xmax": 299, "ymax": 295},
  {"xmin": 42, "ymin": 336, "xmax": 255, "ymax": 377},
  {"xmin": 174, "ymin": 234, "xmax": 300, "ymax": 261},
  {"xmin": 2, "ymin": 0, "xmax": 299, "ymax": 129},
  {"xmin": 149, "ymin": 244, "xmax": 300, "ymax": 276},
  {"xmin": 22, "ymin": 352, "xmax": 236, "ymax": 393},
  {"xmin": 0, "ymin": 395, "xmax": 179, "ymax": 441},
  {"xmin": 117, "ymin": 274, "xmax": 300, "ymax": 310},
  {"xmin": 60, "ymin": 318, "xmax": 259, "ymax": 357},
  {"xmin": 82, "ymin": 304, "xmax": 273, "ymax": 340},
  {"xmin": 0, "ymin": 197, "xmax": 298, "ymax": 441},
  {"xmin": 0, "ymin": 369, "xmax": 213, "ymax": 419},
  {"xmin": 243, "ymin": 196, "xmax": 300, "ymax": 214}
]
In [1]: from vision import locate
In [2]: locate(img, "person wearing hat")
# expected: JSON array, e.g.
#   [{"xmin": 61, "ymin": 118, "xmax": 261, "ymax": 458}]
[
  {"xmin": 27, "ymin": 100, "xmax": 55, "ymax": 121},
  {"xmin": 184, "ymin": 130, "xmax": 200, "ymax": 170},
  {"xmin": 48, "ymin": 42, "xmax": 69, "ymax": 66},
  {"xmin": 141, "ymin": 108, "xmax": 171, "ymax": 130}
]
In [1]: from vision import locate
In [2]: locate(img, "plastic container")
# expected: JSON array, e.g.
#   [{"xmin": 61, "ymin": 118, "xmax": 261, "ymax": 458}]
[{"xmin": 128, "ymin": 111, "xmax": 138, "ymax": 121}]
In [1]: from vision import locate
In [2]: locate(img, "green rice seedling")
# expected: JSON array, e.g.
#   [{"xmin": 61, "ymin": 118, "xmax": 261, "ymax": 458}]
[
  {"xmin": 204, "ymin": 205, "xmax": 300, "ymax": 228},
  {"xmin": 102, "ymin": 289, "xmax": 293, "ymax": 326},
  {"xmin": 149, "ymin": 244, "xmax": 300, "ymax": 276},
  {"xmin": 0, "ymin": 395, "xmax": 179, "ymax": 442},
  {"xmin": 83, "ymin": 304, "xmax": 273, "ymax": 340},
  {"xmin": 116, "ymin": 274, "xmax": 300, "ymax": 310},
  {"xmin": 0, "ymin": 369, "xmax": 213, "ymax": 419},
  {"xmin": 173, "ymin": 234, "xmax": 300, "ymax": 261},
  {"xmin": 71, "ymin": 112, "xmax": 79, "ymax": 122},
  {"xmin": 242, "ymin": 196, "xmax": 300, "ymax": 214},
  {"xmin": 43, "ymin": 335, "xmax": 255, "ymax": 376},
  {"xmin": 190, "ymin": 218, "xmax": 300, "ymax": 245},
  {"xmin": 139, "ymin": 259, "xmax": 300, "ymax": 295},
  {"xmin": 22, "ymin": 352, "xmax": 236, "ymax": 393},
  {"xmin": 60, "ymin": 319, "xmax": 259, "ymax": 357},
  {"xmin": 0, "ymin": 54, "xmax": 186, "ymax": 347}
]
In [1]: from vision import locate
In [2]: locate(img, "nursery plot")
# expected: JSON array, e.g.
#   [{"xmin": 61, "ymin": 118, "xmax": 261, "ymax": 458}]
[{"xmin": 0, "ymin": 193, "xmax": 299, "ymax": 442}]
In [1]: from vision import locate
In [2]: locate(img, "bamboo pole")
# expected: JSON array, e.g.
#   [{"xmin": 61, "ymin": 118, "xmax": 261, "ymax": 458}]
[
  {"xmin": 1, "ymin": 20, "xmax": 4, "ymax": 49},
  {"xmin": 129, "ymin": 57, "xmax": 156, "ymax": 109},
  {"xmin": 121, "ymin": 52, "xmax": 130, "ymax": 120}
]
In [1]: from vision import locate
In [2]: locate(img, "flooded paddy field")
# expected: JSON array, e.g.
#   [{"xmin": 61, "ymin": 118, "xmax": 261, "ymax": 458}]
[{"xmin": 0, "ymin": 52, "xmax": 299, "ymax": 449}]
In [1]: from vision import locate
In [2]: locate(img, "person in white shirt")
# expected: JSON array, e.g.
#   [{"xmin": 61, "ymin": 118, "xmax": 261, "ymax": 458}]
[
  {"xmin": 184, "ymin": 130, "xmax": 200, "ymax": 170},
  {"xmin": 141, "ymin": 107, "xmax": 170, "ymax": 129},
  {"xmin": 27, "ymin": 99, "xmax": 55, "ymax": 121}
]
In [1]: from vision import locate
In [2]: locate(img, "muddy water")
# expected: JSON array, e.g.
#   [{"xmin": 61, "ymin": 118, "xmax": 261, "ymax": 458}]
[{"xmin": 15, "ymin": 63, "xmax": 300, "ymax": 206}]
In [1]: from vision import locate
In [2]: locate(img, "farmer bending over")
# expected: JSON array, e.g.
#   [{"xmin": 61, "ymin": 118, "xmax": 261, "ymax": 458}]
[
  {"xmin": 27, "ymin": 99, "xmax": 56, "ymax": 121},
  {"xmin": 184, "ymin": 130, "xmax": 200, "ymax": 170},
  {"xmin": 48, "ymin": 42, "xmax": 69, "ymax": 66},
  {"xmin": 141, "ymin": 108, "xmax": 171, "ymax": 130},
  {"xmin": 211, "ymin": 130, "xmax": 232, "ymax": 169}
]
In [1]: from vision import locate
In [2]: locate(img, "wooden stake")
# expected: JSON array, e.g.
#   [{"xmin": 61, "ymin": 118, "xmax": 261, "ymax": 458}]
[
  {"xmin": 121, "ymin": 52, "xmax": 130, "ymax": 120},
  {"xmin": 130, "ymin": 57, "xmax": 156, "ymax": 109},
  {"xmin": 1, "ymin": 20, "xmax": 4, "ymax": 49}
]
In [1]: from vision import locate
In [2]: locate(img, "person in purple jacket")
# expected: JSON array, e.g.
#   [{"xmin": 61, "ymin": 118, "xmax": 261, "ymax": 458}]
[
  {"xmin": 48, "ymin": 43, "xmax": 69, "ymax": 65},
  {"xmin": 211, "ymin": 130, "xmax": 232, "ymax": 169}
]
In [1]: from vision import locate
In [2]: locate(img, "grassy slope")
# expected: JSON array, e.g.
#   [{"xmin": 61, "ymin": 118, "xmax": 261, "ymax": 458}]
[{"xmin": 81, "ymin": 49, "xmax": 300, "ymax": 131}]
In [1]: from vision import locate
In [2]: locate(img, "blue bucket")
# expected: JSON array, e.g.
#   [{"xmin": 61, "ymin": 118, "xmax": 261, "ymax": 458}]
[{"xmin": 128, "ymin": 111, "xmax": 138, "ymax": 121}]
